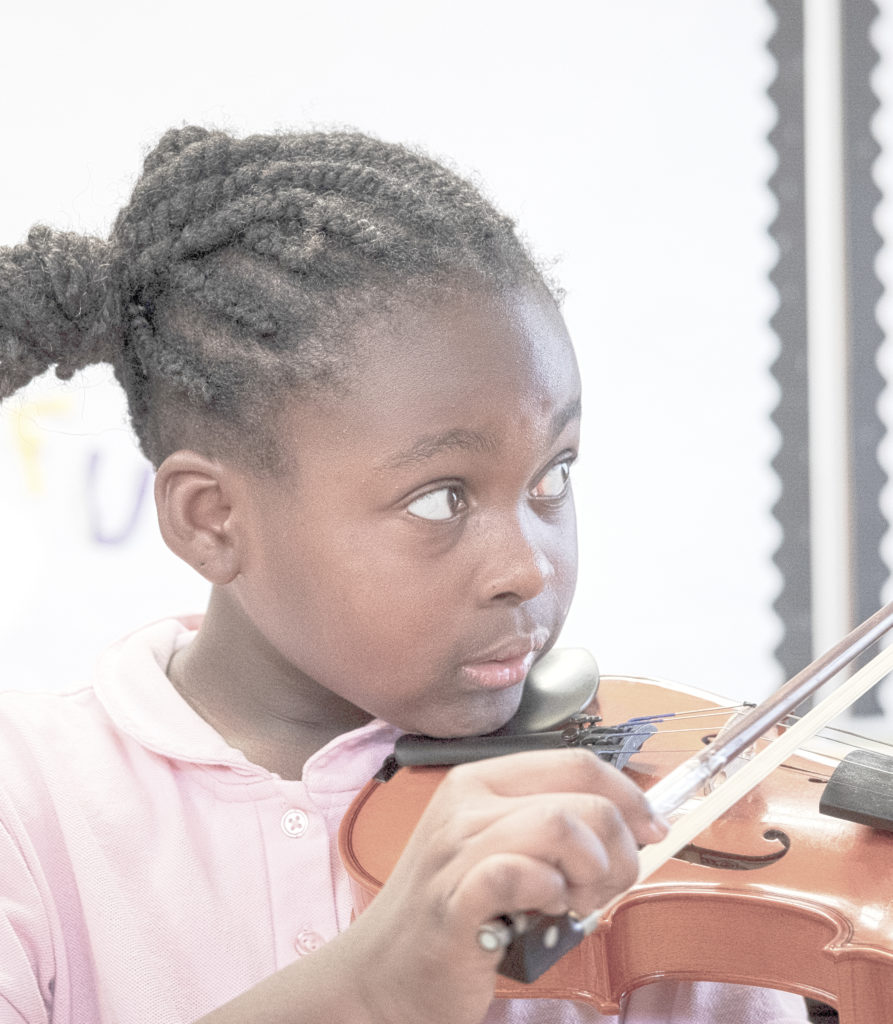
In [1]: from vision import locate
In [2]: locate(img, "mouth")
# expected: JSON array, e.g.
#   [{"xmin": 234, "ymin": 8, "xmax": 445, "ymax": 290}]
[{"xmin": 460, "ymin": 631, "xmax": 549, "ymax": 691}]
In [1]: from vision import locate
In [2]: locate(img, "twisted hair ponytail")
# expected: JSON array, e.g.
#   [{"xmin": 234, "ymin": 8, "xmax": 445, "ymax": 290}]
[{"xmin": 0, "ymin": 227, "xmax": 123, "ymax": 398}]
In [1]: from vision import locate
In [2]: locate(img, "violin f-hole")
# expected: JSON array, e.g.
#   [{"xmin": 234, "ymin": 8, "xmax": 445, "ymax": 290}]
[{"xmin": 672, "ymin": 828, "xmax": 791, "ymax": 871}]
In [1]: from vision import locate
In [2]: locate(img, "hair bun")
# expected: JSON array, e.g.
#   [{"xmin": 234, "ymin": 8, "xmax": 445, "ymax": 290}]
[{"xmin": 0, "ymin": 225, "xmax": 124, "ymax": 398}]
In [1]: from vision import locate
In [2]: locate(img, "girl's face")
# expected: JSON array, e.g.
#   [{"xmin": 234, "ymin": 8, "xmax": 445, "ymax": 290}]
[{"xmin": 231, "ymin": 287, "xmax": 581, "ymax": 738}]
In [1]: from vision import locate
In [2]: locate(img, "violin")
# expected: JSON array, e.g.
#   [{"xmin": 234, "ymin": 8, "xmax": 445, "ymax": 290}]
[{"xmin": 338, "ymin": 610, "xmax": 893, "ymax": 1024}]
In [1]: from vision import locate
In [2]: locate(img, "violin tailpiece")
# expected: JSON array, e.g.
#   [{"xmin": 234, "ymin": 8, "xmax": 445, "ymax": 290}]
[{"xmin": 818, "ymin": 749, "xmax": 893, "ymax": 831}]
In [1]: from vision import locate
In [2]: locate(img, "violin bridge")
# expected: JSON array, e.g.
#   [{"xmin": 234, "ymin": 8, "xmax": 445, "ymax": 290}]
[{"xmin": 703, "ymin": 705, "xmax": 759, "ymax": 794}]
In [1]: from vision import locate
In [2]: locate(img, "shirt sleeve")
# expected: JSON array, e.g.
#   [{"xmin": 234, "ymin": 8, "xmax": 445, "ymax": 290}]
[
  {"xmin": 484, "ymin": 980, "xmax": 809, "ymax": 1023},
  {"xmin": 0, "ymin": 816, "xmax": 54, "ymax": 1024},
  {"xmin": 622, "ymin": 980, "xmax": 809, "ymax": 1022}
]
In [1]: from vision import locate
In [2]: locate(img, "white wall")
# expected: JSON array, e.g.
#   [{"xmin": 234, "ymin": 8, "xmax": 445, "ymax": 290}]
[{"xmin": 0, "ymin": 1, "xmax": 801, "ymax": 702}]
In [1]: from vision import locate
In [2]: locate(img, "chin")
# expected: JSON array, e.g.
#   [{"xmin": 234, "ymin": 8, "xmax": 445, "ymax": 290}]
[{"xmin": 407, "ymin": 695, "xmax": 522, "ymax": 739}]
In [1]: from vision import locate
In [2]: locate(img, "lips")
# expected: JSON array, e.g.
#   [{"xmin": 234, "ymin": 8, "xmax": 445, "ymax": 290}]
[{"xmin": 460, "ymin": 629, "xmax": 549, "ymax": 690}]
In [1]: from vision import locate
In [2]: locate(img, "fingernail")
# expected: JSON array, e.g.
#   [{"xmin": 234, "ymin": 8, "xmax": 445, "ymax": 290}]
[{"xmin": 646, "ymin": 813, "xmax": 670, "ymax": 841}]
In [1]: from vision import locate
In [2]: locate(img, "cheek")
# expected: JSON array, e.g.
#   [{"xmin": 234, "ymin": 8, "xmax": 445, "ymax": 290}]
[
  {"xmin": 283, "ymin": 525, "xmax": 448, "ymax": 640},
  {"xmin": 553, "ymin": 505, "xmax": 579, "ymax": 605}
]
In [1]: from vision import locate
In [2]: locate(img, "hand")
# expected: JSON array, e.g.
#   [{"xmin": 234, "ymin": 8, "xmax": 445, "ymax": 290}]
[{"xmin": 339, "ymin": 749, "xmax": 668, "ymax": 1024}]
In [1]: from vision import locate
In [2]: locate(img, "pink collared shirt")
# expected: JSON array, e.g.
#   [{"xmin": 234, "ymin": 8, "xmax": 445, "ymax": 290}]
[{"xmin": 0, "ymin": 620, "xmax": 806, "ymax": 1023}]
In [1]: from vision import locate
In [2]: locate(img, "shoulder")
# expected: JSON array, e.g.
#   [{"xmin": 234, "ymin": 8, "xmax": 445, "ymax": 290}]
[
  {"xmin": 0, "ymin": 685, "xmax": 112, "ymax": 783},
  {"xmin": 0, "ymin": 617, "xmax": 199, "ymax": 829},
  {"xmin": 0, "ymin": 685, "xmax": 137, "ymax": 866}
]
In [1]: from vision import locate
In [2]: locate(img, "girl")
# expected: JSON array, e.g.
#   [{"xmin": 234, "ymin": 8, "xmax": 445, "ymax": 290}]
[{"xmin": 0, "ymin": 126, "xmax": 806, "ymax": 1023}]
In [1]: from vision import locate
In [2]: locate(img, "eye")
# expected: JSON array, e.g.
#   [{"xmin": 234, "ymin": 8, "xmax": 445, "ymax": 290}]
[
  {"xmin": 531, "ymin": 460, "xmax": 572, "ymax": 499},
  {"xmin": 406, "ymin": 485, "xmax": 466, "ymax": 521}
]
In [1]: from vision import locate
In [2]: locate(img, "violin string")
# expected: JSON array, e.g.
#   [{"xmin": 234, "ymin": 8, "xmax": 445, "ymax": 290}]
[
  {"xmin": 579, "ymin": 706, "xmax": 752, "ymax": 737},
  {"xmin": 615, "ymin": 700, "xmax": 893, "ymax": 749},
  {"xmin": 615, "ymin": 710, "xmax": 893, "ymax": 781},
  {"xmin": 593, "ymin": 701, "xmax": 893, "ymax": 778},
  {"xmin": 584, "ymin": 724, "xmax": 746, "ymax": 740},
  {"xmin": 780, "ymin": 711, "xmax": 893, "ymax": 750},
  {"xmin": 778, "ymin": 763, "xmax": 832, "ymax": 780},
  {"xmin": 587, "ymin": 715, "xmax": 844, "ymax": 769},
  {"xmin": 621, "ymin": 704, "xmax": 751, "ymax": 724},
  {"xmin": 622, "ymin": 703, "xmax": 893, "ymax": 752}
]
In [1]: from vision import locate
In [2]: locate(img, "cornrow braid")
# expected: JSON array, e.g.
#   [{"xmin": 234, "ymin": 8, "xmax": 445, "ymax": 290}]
[{"xmin": 0, "ymin": 125, "xmax": 552, "ymax": 470}]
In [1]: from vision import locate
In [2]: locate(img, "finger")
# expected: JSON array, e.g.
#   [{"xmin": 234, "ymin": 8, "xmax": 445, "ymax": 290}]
[
  {"xmin": 449, "ymin": 795, "xmax": 640, "ymax": 912},
  {"xmin": 447, "ymin": 852, "xmax": 573, "ymax": 932},
  {"xmin": 445, "ymin": 750, "xmax": 668, "ymax": 845}
]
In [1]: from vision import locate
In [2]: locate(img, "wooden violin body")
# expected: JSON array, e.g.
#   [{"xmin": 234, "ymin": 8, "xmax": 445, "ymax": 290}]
[{"xmin": 338, "ymin": 675, "xmax": 893, "ymax": 1022}]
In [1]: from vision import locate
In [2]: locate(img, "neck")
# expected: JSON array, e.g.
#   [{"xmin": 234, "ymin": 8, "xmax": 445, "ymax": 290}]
[{"xmin": 167, "ymin": 586, "xmax": 373, "ymax": 780}]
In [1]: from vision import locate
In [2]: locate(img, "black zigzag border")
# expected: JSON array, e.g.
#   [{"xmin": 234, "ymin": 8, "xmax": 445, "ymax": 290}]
[
  {"xmin": 767, "ymin": 0, "xmax": 812, "ymax": 682},
  {"xmin": 843, "ymin": 0, "xmax": 887, "ymax": 714}
]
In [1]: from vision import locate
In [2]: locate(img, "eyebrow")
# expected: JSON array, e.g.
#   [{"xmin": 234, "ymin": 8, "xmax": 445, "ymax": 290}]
[
  {"xmin": 382, "ymin": 428, "xmax": 496, "ymax": 469},
  {"xmin": 551, "ymin": 395, "xmax": 582, "ymax": 438},
  {"xmin": 381, "ymin": 395, "xmax": 582, "ymax": 471}
]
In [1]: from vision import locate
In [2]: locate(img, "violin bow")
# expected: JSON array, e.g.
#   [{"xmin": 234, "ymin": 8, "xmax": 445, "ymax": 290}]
[{"xmin": 486, "ymin": 598, "xmax": 893, "ymax": 982}]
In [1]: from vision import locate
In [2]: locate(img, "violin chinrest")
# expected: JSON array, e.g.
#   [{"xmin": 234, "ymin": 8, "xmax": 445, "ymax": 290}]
[{"xmin": 496, "ymin": 648, "xmax": 599, "ymax": 734}]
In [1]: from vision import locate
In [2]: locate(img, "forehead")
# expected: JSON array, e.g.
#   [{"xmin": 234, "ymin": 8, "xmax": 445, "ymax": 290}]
[
  {"xmin": 279, "ymin": 287, "xmax": 580, "ymax": 468},
  {"xmin": 357, "ymin": 286, "xmax": 578, "ymax": 410}
]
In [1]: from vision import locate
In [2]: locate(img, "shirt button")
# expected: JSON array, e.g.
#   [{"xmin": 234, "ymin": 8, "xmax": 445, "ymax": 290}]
[
  {"xmin": 280, "ymin": 808, "xmax": 309, "ymax": 838},
  {"xmin": 294, "ymin": 929, "xmax": 325, "ymax": 955}
]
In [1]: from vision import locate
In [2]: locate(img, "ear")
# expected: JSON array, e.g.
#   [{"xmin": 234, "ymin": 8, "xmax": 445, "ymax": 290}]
[{"xmin": 154, "ymin": 451, "xmax": 241, "ymax": 585}]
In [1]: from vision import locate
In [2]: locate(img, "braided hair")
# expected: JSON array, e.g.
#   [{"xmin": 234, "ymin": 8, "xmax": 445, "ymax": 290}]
[{"xmin": 0, "ymin": 126, "xmax": 552, "ymax": 471}]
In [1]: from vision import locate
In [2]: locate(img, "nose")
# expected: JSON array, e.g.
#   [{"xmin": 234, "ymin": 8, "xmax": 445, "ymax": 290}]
[{"xmin": 479, "ymin": 506, "xmax": 555, "ymax": 604}]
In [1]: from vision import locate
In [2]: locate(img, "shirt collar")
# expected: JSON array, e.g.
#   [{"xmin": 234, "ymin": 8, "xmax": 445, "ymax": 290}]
[{"xmin": 94, "ymin": 618, "xmax": 401, "ymax": 785}]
